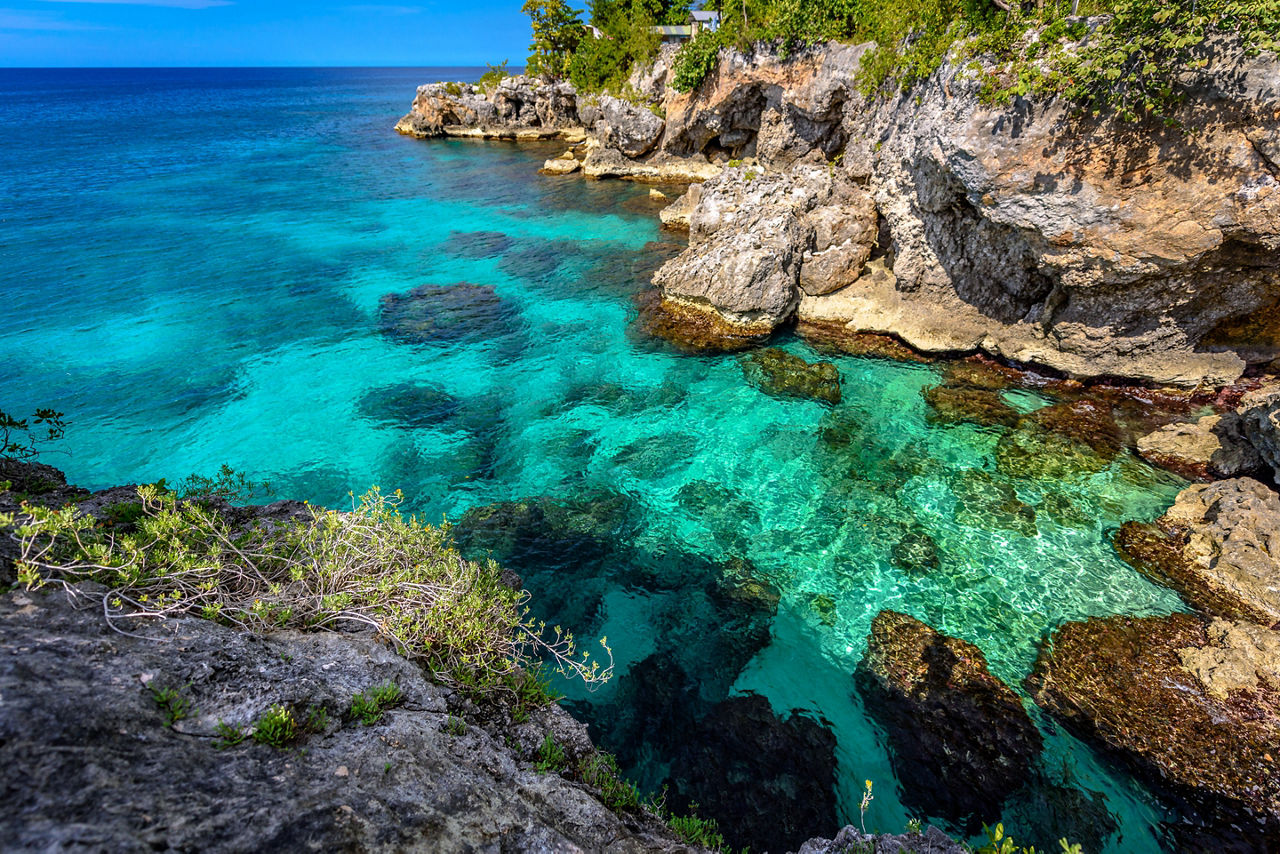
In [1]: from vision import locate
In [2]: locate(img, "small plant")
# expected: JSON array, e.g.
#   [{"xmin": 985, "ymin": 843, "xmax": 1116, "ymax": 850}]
[
  {"xmin": 534, "ymin": 733, "xmax": 568, "ymax": 773},
  {"xmin": 102, "ymin": 501, "xmax": 146, "ymax": 529},
  {"xmin": 667, "ymin": 804, "xmax": 727, "ymax": 850},
  {"xmin": 176, "ymin": 464, "xmax": 270, "ymax": 505},
  {"xmin": 976, "ymin": 823, "xmax": 1083, "ymax": 854},
  {"xmin": 253, "ymin": 703, "xmax": 298, "ymax": 748},
  {"xmin": 906, "ymin": 817, "xmax": 923, "ymax": 835},
  {"xmin": 508, "ymin": 665, "xmax": 562, "ymax": 724},
  {"xmin": 150, "ymin": 682, "xmax": 193, "ymax": 727},
  {"xmin": 304, "ymin": 705, "xmax": 330, "ymax": 733},
  {"xmin": 444, "ymin": 715, "xmax": 467, "ymax": 736},
  {"xmin": 859, "ymin": 779, "xmax": 874, "ymax": 834},
  {"xmin": 443, "ymin": 81, "xmax": 464, "ymax": 96},
  {"xmin": 478, "ymin": 59, "xmax": 510, "ymax": 92},
  {"xmin": 0, "ymin": 407, "xmax": 67, "ymax": 461},
  {"xmin": 727, "ymin": 158, "xmax": 743, "ymax": 167},
  {"xmin": 214, "ymin": 720, "xmax": 247, "ymax": 749},
  {"xmin": 577, "ymin": 751, "xmax": 642, "ymax": 813},
  {"xmin": 743, "ymin": 170, "xmax": 758, "ymax": 182},
  {"xmin": 349, "ymin": 682, "xmax": 404, "ymax": 726}
]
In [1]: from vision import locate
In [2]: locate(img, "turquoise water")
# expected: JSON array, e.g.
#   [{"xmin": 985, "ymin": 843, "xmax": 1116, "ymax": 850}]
[{"xmin": 1, "ymin": 68, "xmax": 1192, "ymax": 852}]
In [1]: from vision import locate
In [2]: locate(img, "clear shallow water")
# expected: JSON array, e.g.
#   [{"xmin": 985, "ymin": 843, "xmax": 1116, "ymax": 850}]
[{"xmin": 1, "ymin": 68, "xmax": 1191, "ymax": 852}]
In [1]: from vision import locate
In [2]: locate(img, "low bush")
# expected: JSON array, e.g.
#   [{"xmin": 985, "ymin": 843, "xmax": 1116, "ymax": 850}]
[{"xmin": 11, "ymin": 485, "xmax": 612, "ymax": 698}]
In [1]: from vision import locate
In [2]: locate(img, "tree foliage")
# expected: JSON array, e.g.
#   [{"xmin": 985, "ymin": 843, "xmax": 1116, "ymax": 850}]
[{"xmin": 523, "ymin": 0, "xmax": 586, "ymax": 79}]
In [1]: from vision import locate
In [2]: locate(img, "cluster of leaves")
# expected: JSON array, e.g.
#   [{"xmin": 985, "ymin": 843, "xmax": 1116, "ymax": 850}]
[
  {"xmin": 10, "ymin": 485, "xmax": 612, "ymax": 698},
  {"xmin": 349, "ymin": 682, "xmax": 404, "ymax": 725},
  {"xmin": 667, "ymin": 803, "xmax": 729, "ymax": 849},
  {"xmin": 478, "ymin": 59, "xmax": 511, "ymax": 93},
  {"xmin": 667, "ymin": 0, "xmax": 1280, "ymax": 121},
  {"xmin": 975, "ymin": 823, "xmax": 1083, "ymax": 854},
  {"xmin": 0, "ymin": 407, "xmax": 67, "ymax": 462}
]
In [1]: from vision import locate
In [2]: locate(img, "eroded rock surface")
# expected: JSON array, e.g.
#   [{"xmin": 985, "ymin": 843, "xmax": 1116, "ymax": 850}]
[
  {"xmin": 1114, "ymin": 478, "xmax": 1280, "ymax": 627},
  {"xmin": 0, "ymin": 585, "xmax": 699, "ymax": 853},
  {"xmin": 740, "ymin": 347, "xmax": 842, "ymax": 404},
  {"xmin": 855, "ymin": 611, "xmax": 1043, "ymax": 832},
  {"xmin": 1028, "ymin": 613, "xmax": 1280, "ymax": 842},
  {"xmin": 395, "ymin": 77, "xmax": 581, "ymax": 140},
  {"xmin": 1137, "ymin": 413, "xmax": 1262, "ymax": 481}
]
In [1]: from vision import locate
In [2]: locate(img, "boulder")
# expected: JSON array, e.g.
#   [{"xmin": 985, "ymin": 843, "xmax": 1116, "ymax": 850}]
[
  {"xmin": 1237, "ymin": 381, "xmax": 1280, "ymax": 480},
  {"xmin": 0, "ymin": 586, "xmax": 696, "ymax": 853},
  {"xmin": 395, "ymin": 76, "xmax": 580, "ymax": 140},
  {"xmin": 1137, "ymin": 413, "xmax": 1263, "ymax": 481},
  {"xmin": 740, "ymin": 347, "xmax": 842, "ymax": 404},
  {"xmin": 796, "ymin": 825, "xmax": 967, "ymax": 854},
  {"xmin": 798, "ymin": 194, "xmax": 879, "ymax": 296},
  {"xmin": 659, "ymin": 183, "xmax": 702, "ymax": 230},
  {"xmin": 592, "ymin": 95, "xmax": 665, "ymax": 159},
  {"xmin": 1028, "ymin": 613, "xmax": 1280, "ymax": 839},
  {"xmin": 540, "ymin": 155, "xmax": 581, "ymax": 175},
  {"xmin": 1114, "ymin": 478, "xmax": 1280, "ymax": 627},
  {"xmin": 856, "ymin": 611, "xmax": 1043, "ymax": 832}
]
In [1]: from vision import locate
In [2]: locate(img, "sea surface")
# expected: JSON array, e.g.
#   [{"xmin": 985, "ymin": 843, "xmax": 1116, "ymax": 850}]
[{"xmin": 1, "ymin": 67, "xmax": 1194, "ymax": 852}]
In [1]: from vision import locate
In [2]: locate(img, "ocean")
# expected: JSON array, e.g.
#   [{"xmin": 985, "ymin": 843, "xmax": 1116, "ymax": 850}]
[{"xmin": 0, "ymin": 66, "xmax": 1192, "ymax": 852}]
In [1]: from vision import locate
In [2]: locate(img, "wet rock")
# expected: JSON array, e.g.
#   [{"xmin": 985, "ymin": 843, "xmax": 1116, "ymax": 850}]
[
  {"xmin": 856, "ymin": 611, "xmax": 1043, "ymax": 833},
  {"xmin": 741, "ymin": 347, "xmax": 842, "ymax": 405},
  {"xmin": 540, "ymin": 154, "xmax": 580, "ymax": 175},
  {"xmin": 797, "ymin": 320, "xmax": 935, "ymax": 364},
  {"xmin": 809, "ymin": 593, "xmax": 837, "ymax": 627},
  {"xmin": 951, "ymin": 470, "xmax": 1038, "ymax": 537},
  {"xmin": 1137, "ymin": 413, "xmax": 1263, "ymax": 481},
  {"xmin": 378, "ymin": 283, "xmax": 519, "ymax": 347},
  {"xmin": 997, "ymin": 777, "xmax": 1118, "ymax": 854},
  {"xmin": 630, "ymin": 288, "xmax": 772, "ymax": 354},
  {"xmin": 611, "ymin": 432, "xmax": 697, "ymax": 479},
  {"xmin": 995, "ymin": 423, "xmax": 1114, "ymax": 481},
  {"xmin": 665, "ymin": 694, "xmax": 839, "ymax": 854},
  {"xmin": 1028, "ymin": 613, "xmax": 1280, "ymax": 839},
  {"xmin": 0, "ymin": 586, "xmax": 695, "ymax": 853},
  {"xmin": 922, "ymin": 385, "xmax": 1021, "ymax": 429},
  {"xmin": 942, "ymin": 359, "xmax": 1025, "ymax": 392},
  {"xmin": 891, "ymin": 527, "xmax": 942, "ymax": 574},
  {"xmin": 1114, "ymin": 478, "xmax": 1280, "ymax": 627},
  {"xmin": 712, "ymin": 557, "xmax": 781, "ymax": 615},
  {"xmin": 1026, "ymin": 399, "xmax": 1124, "ymax": 461},
  {"xmin": 817, "ymin": 408, "xmax": 867, "ymax": 449},
  {"xmin": 1036, "ymin": 490, "xmax": 1094, "ymax": 529},
  {"xmin": 357, "ymin": 382, "xmax": 462, "ymax": 430}
]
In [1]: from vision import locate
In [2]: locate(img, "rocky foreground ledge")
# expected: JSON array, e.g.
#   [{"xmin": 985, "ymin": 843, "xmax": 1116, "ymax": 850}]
[{"xmin": 398, "ymin": 36, "xmax": 1280, "ymax": 387}]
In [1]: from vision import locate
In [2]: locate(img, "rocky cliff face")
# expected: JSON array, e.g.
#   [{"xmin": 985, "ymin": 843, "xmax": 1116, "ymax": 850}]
[{"xmin": 399, "ymin": 37, "xmax": 1280, "ymax": 386}]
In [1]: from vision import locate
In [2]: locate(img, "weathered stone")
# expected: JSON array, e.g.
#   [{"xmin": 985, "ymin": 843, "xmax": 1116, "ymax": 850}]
[
  {"xmin": 798, "ymin": 195, "xmax": 878, "ymax": 296},
  {"xmin": 922, "ymin": 385, "xmax": 1021, "ymax": 429},
  {"xmin": 592, "ymin": 94, "xmax": 666, "ymax": 159},
  {"xmin": 0, "ymin": 586, "xmax": 698, "ymax": 853},
  {"xmin": 1027, "ymin": 613, "xmax": 1280, "ymax": 838},
  {"xmin": 1137, "ymin": 413, "xmax": 1263, "ymax": 481},
  {"xmin": 1238, "ymin": 381, "xmax": 1280, "ymax": 480},
  {"xmin": 1114, "ymin": 478, "xmax": 1280, "ymax": 627},
  {"xmin": 630, "ymin": 289, "xmax": 773, "ymax": 353},
  {"xmin": 797, "ymin": 318, "xmax": 935, "ymax": 364},
  {"xmin": 395, "ymin": 77, "xmax": 581, "ymax": 140},
  {"xmin": 741, "ymin": 347, "xmax": 842, "ymax": 404},
  {"xmin": 856, "ymin": 611, "xmax": 1043, "ymax": 832},
  {"xmin": 540, "ymin": 154, "xmax": 581, "ymax": 175},
  {"xmin": 995, "ymin": 423, "xmax": 1114, "ymax": 481},
  {"xmin": 378, "ymin": 283, "xmax": 520, "ymax": 347},
  {"xmin": 796, "ymin": 825, "xmax": 967, "ymax": 854},
  {"xmin": 891, "ymin": 527, "xmax": 942, "ymax": 574},
  {"xmin": 659, "ymin": 183, "xmax": 702, "ymax": 230}
]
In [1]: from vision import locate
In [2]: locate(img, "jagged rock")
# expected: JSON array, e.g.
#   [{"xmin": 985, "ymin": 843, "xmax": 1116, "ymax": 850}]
[
  {"xmin": 659, "ymin": 183, "xmax": 701, "ymax": 230},
  {"xmin": 795, "ymin": 825, "xmax": 967, "ymax": 854},
  {"xmin": 1027, "ymin": 613, "xmax": 1280, "ymax": 840},
  {"xmin": 590, "ymin": 95, "xmax": 665, "ymax": 159},
  {"xmin": 581, "ymin": 145, "xmax": 722, "ymax": 183},
  {"xmin": 1137, "ymin": 413, "xmax": 1263, "ymax": 481},
  {"xmin": 856, "ymin": 611, "xmax": 1043, "ymax": 832},
  {"xmin": 630, "ymin": 289, "xmax": 772, "ymax": 353},
  {"xmin": 1238, "ymin": 381, "xmax": 1280, "ymax": 480},
  {"xmin": 798, "ymin": 195, "xmax": 879, "ymax": 296},
  {"xmin": 395, "ymin": 77, "xmax": 580, "ymax": 140},
  {"xmin": 540, "ymin": 155, "xmax": 581, "ymax": 175},
  {"xmin": 741, "ymin": 347, "xmax": 842, "ymax": 404},
  {"xmin": 626, "ymin": 44, "xmax": 679, "ymax": 105},
  {"xmin": 1114, "ymin": 478, "xmax": 1280, "ymax": 627},
  {"xmin": 0, "ymin": 586, "xmax": 698, "ymax": 853}
]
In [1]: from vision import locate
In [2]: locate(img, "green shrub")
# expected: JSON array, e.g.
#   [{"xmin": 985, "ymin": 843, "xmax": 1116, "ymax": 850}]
[
  {"xmin": 149, "ymin": 682, "xmax": 193, "ymax": 727},
  {"xmin": 478, "ymin": 60, "xmax": 510, "ymax": 93},
  {"xmin": 214, "ymin": 720, "xmax": 247, "ymax": 749},
  {"xmin": 0, "ymin": 407, "xmax": 67, "ymax": 461},
  {"xmin": 349, "ymin": 682, "xmax": 404, "ymax": 725},
  {"xmin": 175, "ymin": 464, "xmax": 270, "ymax": 505},
  {"xmin": 534, "ymin": 733, "xmax": 568, "ymax": 773},
  {"xmin": 253, "ymin": 704, "xmax": 297, "ymax": 748},
  {"xmin": 671, "ymin": 27, "xmax": 728, "ymax": 92},
  {"xmin": 668, "ymin": 804, "xmax": 728, "ymax": 849},
  {"xmin": 13, "ymin": 485, "xmax": 613, "ymax": 697}
]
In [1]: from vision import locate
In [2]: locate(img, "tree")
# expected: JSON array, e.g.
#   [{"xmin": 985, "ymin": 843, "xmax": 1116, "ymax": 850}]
[{"xmin": 523, "ymin": 0, "xmax": 586, "ymax": 79}]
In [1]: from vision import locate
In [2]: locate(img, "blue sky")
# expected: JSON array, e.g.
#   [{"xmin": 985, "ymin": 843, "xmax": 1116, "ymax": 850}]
[{"xmin": 0, "ymin": 0, "xmax": 532, "ymax": 66}]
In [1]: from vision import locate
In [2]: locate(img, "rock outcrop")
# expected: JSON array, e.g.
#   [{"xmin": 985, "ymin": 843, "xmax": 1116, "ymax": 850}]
[
  {"xmin": 1028, "ymin": 613, "xmax": 1280, "ymax": 843},
  {"xmin": 396, "ymin": 77, "xmax": 583, "ymax": 140},
  {"xmin": 855, "ymin": 611, "xmax": 1043, "ymax": 832},
  {"xmin": 1136, "ymin": 413, "xmax": 1263, "ymax": 481},
  {"xmin": 1238, "ymin": 381, "xmax": 1280, "ymax": 481},
  {"xmin": 0, "ymin": 585, "xmax": 700, "ymax": 853},
  {"xmin": 1114, "ymin": 478, "xmax": 1280, "ymax": 628}
]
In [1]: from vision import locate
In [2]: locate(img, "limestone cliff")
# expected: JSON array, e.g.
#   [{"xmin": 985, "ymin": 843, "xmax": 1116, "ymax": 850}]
[{"xmin": 398, "ymin": 35, "xmax": 1280, "ymax": 386}]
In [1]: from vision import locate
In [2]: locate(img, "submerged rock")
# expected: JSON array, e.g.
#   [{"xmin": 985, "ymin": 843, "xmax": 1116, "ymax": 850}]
[
  {"xmin": 856, "ymin": 611, "xmax": 1043, "ymax": 832},
  {"xmin": 357, "ymin": 382, "xmax": 462, "ymax": 430},
  {"xmin": 951, "ymin": 469, "xmax": 1038, "ymax": 537},
  {"xmin": 378, "ymin": 283, "xmax": 519, "ymax": 347},
  {"xmin": 741, "ymin": 347, "xmax": 842, "ymax": 405},
  {"xmin": 922, "ymin": 384, "xmax": 1021, "ymax": 429},
  {"xmin": 445, "ymin": 229, "xmax": 514, "ymax": 259},
  {"xmin": 1114, "ymin": 478, "xmax": 1280, "ymax": 627},
  {"xmin": 1027, "ymin": 399, "xmax": 1124, "ymax": 461},
  {"xmin": 1028, "ymin": 613, "xmax": 1280, "ymax": 841},
  {"xmin": 995, "ymin": 423, "xmax": 1114, "ymax": 481},
  {"xmin": 891, "ymin": 526, "xmax": 942, "ymax": 574},
  {"xmin": 630, "ymin": 288, "xmax": 772, "ymax": 353},
  {"xmin": 1136, "ymin": 413, "xmax": 1263, "ymax": 482},
  {"xmin": 0, "ymin": 586, "xmax": 695, "ymax": 853}
]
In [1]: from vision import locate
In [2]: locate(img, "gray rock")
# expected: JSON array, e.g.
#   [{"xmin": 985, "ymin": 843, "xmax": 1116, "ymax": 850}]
[
  {"xmin": 1136, "ymin": 412, "xmax": 1264, "ymax": 481},
  {"xmin": 395, "ymin": 76, "xmax": 581, "ymax": 140},
  {"xmin": 0, "ymin": 585, "xmax": 700, "ymax": 853},
  {"xmin": 1238, "ymin": 381, "xmax": 1280, "ymax": 480},
  {"xmin": 595, "ymin": 95, "xmax": 666, "ymax": 159},
  {"xmin": 794, "ymin": 825, "xmax": 966, "ymax": 854}
]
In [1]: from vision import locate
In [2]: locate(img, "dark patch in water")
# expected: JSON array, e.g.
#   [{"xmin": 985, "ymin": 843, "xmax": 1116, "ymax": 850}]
[
  {"xmin": 378, "ymin": 282, "xmax": 526, "ymax": 362},
  {"xmin": 446, "ymin": 230, "xmax": 514, "ymax": 259},
  {"xmin": 357, "ymin": 382, "xmax": 462, "ymax": 430}
]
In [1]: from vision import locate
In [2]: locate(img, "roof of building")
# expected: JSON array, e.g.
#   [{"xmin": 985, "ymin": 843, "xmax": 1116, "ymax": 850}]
[
  {"xmin": 690, "ymin": 10, "xmax": 720, "ymax": 20},
  {"xmin": 655, "ymin": 24, "xmax": 693, "ymax": 35}
]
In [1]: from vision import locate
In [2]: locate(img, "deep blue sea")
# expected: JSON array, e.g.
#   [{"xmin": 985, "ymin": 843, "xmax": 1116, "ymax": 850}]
[{"xmin": 1, "ymin": 67, "xmax": 1194, "ymax": 852}]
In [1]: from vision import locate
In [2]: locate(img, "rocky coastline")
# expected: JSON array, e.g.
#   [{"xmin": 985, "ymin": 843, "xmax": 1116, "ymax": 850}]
[{"xmin": 392, "ymin": 33, "xmax": 1280, "ymax": 851}]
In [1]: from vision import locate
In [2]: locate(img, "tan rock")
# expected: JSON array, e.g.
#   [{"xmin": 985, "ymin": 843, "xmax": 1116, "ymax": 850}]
[{"xmin": 1136, "ymin": 413, "xmax": 1262, "ymax": 481}]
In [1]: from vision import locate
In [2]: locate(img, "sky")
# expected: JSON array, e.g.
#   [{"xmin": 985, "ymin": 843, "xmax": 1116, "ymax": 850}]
[{"xmin": 0, "ymin": 0, "xmax": 532, "ymax": 66}]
